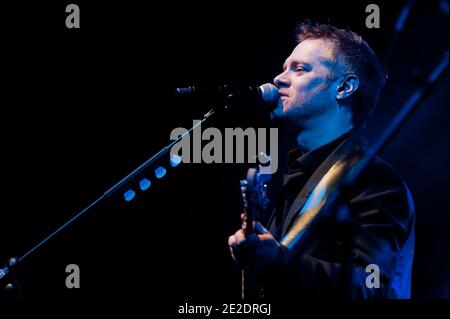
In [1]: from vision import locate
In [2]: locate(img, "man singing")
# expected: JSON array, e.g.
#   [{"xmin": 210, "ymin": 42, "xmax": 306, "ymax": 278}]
[{"xmin": 228, "ymin": 22, "xmax": 415, "ymax": 299}]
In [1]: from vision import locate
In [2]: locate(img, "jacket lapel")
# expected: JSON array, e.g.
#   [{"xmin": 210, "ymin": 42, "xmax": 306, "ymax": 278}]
[{"xmin": 281, "ymin": 133, "xmax": 366, "ymax": 238}]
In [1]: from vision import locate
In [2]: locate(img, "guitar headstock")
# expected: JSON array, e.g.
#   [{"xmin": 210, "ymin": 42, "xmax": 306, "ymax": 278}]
[
  {"xmin": 245, "ymin": 167, "xmax": 270, "ymax": 212},
  {"xmin": 238, "ymin": 154, "xmax": 273, "ymax": 298},
  {"xmin": 240, "ymin": 153, "xmax": 273, "ymax": 220}
]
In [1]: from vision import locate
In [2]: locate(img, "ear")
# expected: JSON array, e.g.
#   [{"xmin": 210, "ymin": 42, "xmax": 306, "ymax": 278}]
[{"xmin": 336, "ymin": 75, "xmax": 360, "ymax": 100}]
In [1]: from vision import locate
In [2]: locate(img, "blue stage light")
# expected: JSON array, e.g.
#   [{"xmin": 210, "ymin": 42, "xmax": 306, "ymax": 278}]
[
  {"xmin": 155, "ymin": 166, "xmax": 167, "ymax": 179},
  {"xmin": 123, "ymin": 189, "xmax": 136, "ymax": 202},
  {"xmin": 139, "ymin": 178, "xmax": 151, "ymax": 191},
  {"xmin": 170, "ymin": 154, "xmax": 182, "ymax": 167}
]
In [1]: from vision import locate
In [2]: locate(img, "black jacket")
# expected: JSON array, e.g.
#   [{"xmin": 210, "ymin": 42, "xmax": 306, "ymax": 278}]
[{"xmin": 266, "ymin": 134, "xmax": 415, "ymax": 299}]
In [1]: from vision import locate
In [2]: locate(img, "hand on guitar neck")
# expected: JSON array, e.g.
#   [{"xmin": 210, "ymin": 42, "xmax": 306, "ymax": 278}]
[
  {"xmin": 229, "ymin": 163, "xmax": 279, "ymax": 299},
  {"xmin": 228, "ymin": 213, "xmax": 283, "ymax": 276}
]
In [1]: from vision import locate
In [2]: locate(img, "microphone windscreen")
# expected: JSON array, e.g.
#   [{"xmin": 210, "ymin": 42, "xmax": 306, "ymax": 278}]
[{"xmin": 259, "ymin": 83, "xmax": 279, "ymax": 108}]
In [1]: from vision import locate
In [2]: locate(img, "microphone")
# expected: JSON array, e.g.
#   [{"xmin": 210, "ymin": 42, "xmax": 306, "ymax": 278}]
[{"xmin": 174, "ymin": 83, "xmax": 279, "ymax": 110}]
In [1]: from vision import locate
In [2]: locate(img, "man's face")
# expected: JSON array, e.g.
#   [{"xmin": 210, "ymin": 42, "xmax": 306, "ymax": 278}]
[{"xmin": 272, "ymin": 38, "xmax": 341, "ymax": 125}]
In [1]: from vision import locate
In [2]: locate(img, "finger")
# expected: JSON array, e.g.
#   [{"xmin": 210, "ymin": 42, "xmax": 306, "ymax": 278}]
[
  {"xmin": 228, "ymin": 235, "xmax": 237, "ymax": 248},
  {"xmin": 257, "ymin": 233, "xmax": 274, "ymax": 241},
  {"xmin": 240, "ymin": 213, "xmax": 247, "ymax": 222},
  {"xmin": 234, "ymin": 229, "xmax": 246, "ymax": 245},
  {"xmin": 229, "ymin": 246, "xmax": 237, "ymax": 261}
]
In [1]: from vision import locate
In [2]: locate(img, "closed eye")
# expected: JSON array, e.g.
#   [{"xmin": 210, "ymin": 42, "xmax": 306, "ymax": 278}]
[
  {"xmin": 283, "ymin": 62, "xmax": 311, "ymax": 73},
  {"xmin": 294, "ymin": 64, "xmax": 310, "ymax": 73}
]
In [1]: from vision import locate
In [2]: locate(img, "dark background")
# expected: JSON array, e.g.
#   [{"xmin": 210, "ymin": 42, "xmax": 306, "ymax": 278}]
[{"xmin": 0, "ymin": 0, "xmax": 448, "ymax": 310}]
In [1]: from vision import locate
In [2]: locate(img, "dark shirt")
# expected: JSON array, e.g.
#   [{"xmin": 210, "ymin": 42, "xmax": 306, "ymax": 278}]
[
  {"xmin": 266, "ymin": 133, "xmax": 415, "ymax": 299},
  {"xmin": 269, "ymin": 133, "xmax": 351, "ymax": 241}
]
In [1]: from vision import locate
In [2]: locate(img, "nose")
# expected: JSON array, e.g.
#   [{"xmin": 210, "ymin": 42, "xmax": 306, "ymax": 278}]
[{"xmin": 274, "ymin": 70, "xmax": 290, "ymax": 88}]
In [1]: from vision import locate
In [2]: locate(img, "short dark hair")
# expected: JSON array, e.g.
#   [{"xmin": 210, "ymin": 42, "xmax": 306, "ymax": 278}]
[{"xmin": 295, "ymin": 21, "xmax": 387, "ymax": 127}]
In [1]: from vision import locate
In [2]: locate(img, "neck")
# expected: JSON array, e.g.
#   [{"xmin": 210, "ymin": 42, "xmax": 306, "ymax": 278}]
[{"xmin": 296, "ymin": 110, "xmax": 353, "ymax": 153}]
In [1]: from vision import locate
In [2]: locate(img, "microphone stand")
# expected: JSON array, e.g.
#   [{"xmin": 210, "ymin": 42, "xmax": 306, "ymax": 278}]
[{"xmin": 0, "ymin": 105, "xmax": 220, "ymax": 291}]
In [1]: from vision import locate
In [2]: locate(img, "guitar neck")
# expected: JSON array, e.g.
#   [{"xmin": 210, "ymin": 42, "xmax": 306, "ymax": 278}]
[{"xmin": 245, "ymin": 204, "xmax": 256, "ymax": 235}]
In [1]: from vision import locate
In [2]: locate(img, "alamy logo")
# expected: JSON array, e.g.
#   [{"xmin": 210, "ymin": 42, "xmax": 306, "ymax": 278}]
[
  {"xmin": 65, "ymin": 4, "xmax": 80, "ymax": 29},
  {"xmin": 365, "ymin": 264, "xmax": 380, "ymax": 289},
  {"xmin": 170, "ymin": 120, "xmax": 279, "ymax": 173},
  {"xmin": 65, "ymin": 264, "xmax": 80, "ymax": 288},
  {"xmin": 365, "ymin": 4, "xmax": 380, "ymax": 29}
]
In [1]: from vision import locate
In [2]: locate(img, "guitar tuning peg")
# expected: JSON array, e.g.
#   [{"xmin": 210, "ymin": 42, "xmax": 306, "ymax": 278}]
[
  {"xmin": 240, "ymin": 180, "xmax": 248, "ymax": 186},
  {"xmin": 258, "ymin": 152, "xmax": 271, "ymax": 164}
]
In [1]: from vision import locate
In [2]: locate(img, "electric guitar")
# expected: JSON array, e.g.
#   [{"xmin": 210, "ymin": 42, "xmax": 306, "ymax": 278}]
[{"xmin": 239, "ymin": 158, "xmax": 271, "ymax": 300}]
